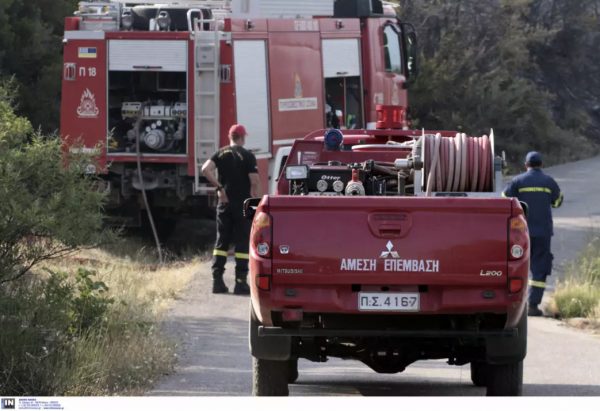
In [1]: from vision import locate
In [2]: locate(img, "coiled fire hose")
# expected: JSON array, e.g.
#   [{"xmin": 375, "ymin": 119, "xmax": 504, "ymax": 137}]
[{"xmin": 424, "ymin": 133, "xmax": 493, "ymax": 195}]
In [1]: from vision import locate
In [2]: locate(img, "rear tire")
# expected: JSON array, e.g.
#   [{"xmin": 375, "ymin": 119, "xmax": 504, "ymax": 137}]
[
  {"xmin": 287, "ymin": 358, "xmax": 299, "ymax": 383},
  {"xmin": 470, "ymin": 361, "xmax": 488, "ymax": 387},
  {"xmin": 486, "ymin": 360, "xmax": 523, "ymax": 396},
  {"xmin": 252, "ymin": 357, "xmax": 289, "ymax": 396}
]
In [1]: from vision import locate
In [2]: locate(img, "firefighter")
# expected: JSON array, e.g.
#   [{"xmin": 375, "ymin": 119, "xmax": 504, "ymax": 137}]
[
  {"xmin": 202, "ymin": 124, "xmax": 262, "ymax": 294},
  {"xmin": 503, "ymin": 151, "xmax": 563, "ymax": 316}
]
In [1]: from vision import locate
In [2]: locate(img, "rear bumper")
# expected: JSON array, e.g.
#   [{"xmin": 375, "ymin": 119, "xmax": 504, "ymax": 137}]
[
  {"xmin": 251, "ymin": 284, "xmax": 526, "ymax": 328},
  {"xmin": 259, "ymin": 326, "xmax": 517, "ymax": 338}
]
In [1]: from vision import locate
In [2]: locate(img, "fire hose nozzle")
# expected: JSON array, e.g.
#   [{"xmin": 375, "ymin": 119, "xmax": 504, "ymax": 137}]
[{"xmin": 394, "ymin": 158, "xmax": 418, "ymax": 169}]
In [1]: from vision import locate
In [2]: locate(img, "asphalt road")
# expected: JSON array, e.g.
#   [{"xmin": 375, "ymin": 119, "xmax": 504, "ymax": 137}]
[
  {"xmin": 149, "ymin": 155, "xmax": 600, "ymax": 396},
  {"xmin": 546, "ymin": 156, "xmax": 600, "ymax": 286}
]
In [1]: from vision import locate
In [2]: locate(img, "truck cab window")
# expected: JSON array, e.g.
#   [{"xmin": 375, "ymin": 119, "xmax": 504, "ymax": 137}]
[{"xmin": 384, "ymin": 25, "xmax": 403, "ymax": 74}]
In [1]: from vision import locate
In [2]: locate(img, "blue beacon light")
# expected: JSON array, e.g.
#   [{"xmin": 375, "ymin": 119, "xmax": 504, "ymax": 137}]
[{"xmin": 324, "ymin": 129, "xmax": 343, "ymax": 151}]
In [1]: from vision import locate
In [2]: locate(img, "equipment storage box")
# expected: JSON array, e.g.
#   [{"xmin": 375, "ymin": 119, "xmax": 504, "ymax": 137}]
[
  {"xmin": 232, "ymin": 0, "xmax": 334, "ymax": 18},
  {"xmin": 77, "ymin": 1, "xmax": 121, "ymax": 31}
]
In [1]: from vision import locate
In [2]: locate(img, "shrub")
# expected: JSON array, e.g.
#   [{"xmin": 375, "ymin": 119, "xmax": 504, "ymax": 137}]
[
  {"xmin": 0, "ymin": 269, "xmax": 114, "ymax": 395},
  {"xmin": 552, "ymin": 283, "xmax": 600, "ymax": 319},
  {"xmin": 552, "ymin": 236, "xmax": 600, "ymax": 319},
  {"xmin": 0, "ymin": 81, "xmax": 112, "ymax": 285}
]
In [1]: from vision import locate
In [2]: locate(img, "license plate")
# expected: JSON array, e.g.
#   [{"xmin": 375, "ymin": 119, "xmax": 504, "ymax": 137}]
[{"xmin": 358, "ymin": 292, "xmax": 420, "ymax": 312}]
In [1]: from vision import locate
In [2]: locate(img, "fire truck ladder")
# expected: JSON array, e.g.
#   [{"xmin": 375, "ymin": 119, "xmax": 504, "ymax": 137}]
[{"xmin": 192, "ymin": 10, "xmax": 221, "ymax": 194}]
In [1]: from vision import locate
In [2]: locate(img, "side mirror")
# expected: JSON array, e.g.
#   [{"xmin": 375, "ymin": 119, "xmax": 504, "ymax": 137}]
[
  {"xmin": 243, "ymin": 197, "xmax": 261, "ymax": 221},
  {"xmin": 400, "ymin": 22, "xmax": 419, "ymax": 81}
]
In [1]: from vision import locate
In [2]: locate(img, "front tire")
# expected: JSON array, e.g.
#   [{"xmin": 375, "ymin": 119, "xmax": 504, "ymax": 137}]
[
  {"xmin": 252, "ymin": 357, "xmax": 289, "ymax": 396},
  {"xmin": 486, "ymin": 360, "xmax": 523, "ymax": 396}
]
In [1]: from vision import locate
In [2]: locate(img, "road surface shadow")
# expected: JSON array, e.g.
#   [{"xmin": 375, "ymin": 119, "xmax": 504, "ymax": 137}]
[
  {"xmin": 151, "ymin": 316, "xmax": 252, "ymax": 396},
  {"xmin": 523, "ymin": 383, "xmax": 600, "ymax": 396},
  {"xmin": 292, "ymin": 379, "xmax": 484, "ymax": 396},
  {"xmin": 292, "ymin": 379, "xmax": 600, "ymax": 396}
]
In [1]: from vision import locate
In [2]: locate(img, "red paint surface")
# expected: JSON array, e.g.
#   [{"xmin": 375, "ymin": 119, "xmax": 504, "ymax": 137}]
[
  {"xmin": 60, "ymin": 39, "xmax": 108, "ymax": 171},
  {"xmin": 268, "ymin": 30, "xmax": 324, "ymax": 141}
]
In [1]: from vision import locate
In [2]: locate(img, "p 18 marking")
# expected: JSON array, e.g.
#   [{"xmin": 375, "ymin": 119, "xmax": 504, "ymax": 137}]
[{"xmin": 78, "ymin": 67, "xmax": 97, "ymax": 77}]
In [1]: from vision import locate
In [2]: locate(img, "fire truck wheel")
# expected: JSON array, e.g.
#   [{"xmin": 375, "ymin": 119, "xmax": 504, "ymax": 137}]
[
  {"xmin": 470, "ymin": 361, "xmax": 488, "ymax": 387},
  {"xmin": 485, "ymin": 360, "xmax": 523, "ymax": 396},
  {"xmin": 287, "ymin": 358, "xmax": 299, "ymax": 383},
  {"xmin": 252, "ymin": 357, "xmax": 289, "ymax": 396}
]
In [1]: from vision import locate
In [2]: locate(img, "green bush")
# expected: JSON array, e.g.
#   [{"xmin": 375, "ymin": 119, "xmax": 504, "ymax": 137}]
[
  {"xmin": 0, "ymin": 80, "xmax": 111, "ymax": 285},
  {"xmin": 0, "ymin": 266, "xmax": 175, "ymax": 395},
  {"xmin": 0, "ymin": 79, "xmax": 127, "ymax": 395},
  {"xmin": 0, "ymin": 269, "xmax": 114, "ymax": 395}
]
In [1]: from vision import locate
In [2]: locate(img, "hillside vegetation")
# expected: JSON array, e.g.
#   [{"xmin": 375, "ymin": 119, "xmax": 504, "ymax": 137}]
[{"xmin": 397, "ymin": 0, "xmax": 600, "ymax": 168}]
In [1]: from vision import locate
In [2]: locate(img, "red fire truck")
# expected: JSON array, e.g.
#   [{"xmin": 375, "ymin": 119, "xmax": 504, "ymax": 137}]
[{"xmin": 60, "ymin": 0, "xmax": 418, "ymax": 224}]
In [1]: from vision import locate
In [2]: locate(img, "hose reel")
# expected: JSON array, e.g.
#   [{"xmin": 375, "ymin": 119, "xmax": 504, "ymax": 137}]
[{"xmin": 420, "ymin": 132, "xmax": 496, "ymax": 195}]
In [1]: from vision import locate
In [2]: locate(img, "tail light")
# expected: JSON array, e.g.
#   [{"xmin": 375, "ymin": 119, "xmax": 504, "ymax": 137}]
[
  {"xmin": 508, "ymin": 215, "xmax": 528, "ymax": 261},
  {"xmin": 508, "ymin": 213, "xmax": 529, "ymax": 294},
  {"xmin": 509, "ymin": 278, "xmax": 524, "ymax": 293},
  {"xmin": 256, "ymin": 274, "xmax": 271, "ymax": 291},
  {"xmin": 251, "ymin": 211, "xmax": 272, "ymax": 258}
]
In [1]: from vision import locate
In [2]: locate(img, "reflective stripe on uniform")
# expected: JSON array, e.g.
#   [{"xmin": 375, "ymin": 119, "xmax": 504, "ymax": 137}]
[
  {"xmin": 529, "ymin": 280, "xmax": 546, "ymax": 288},
  {"xmin": 518, "ymin": 187, "xmax": 552, "ymax": 194},
  {"xmin": 213, "ymin": 249, "xmax": 228, "ymax": 257},
  {"xmin": 501, "ymin": 191, "xmax": 508, "ymax": 198},
  {"xmin": 235, "ymin": 252, "xmax": 249, "ymax": 260},
  {"xmin": 553, "ymin": 192, "xmax": 564, "ymax": 208}
]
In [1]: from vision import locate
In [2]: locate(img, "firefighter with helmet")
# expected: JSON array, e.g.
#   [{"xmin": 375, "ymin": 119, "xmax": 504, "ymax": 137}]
[
  {"xmin": 202, "ymin": 124, "xmax": 262, "ymax": 294},
  {"xmin": 502, "ymin": 151, "xmax": 563, "ymax": 316}
]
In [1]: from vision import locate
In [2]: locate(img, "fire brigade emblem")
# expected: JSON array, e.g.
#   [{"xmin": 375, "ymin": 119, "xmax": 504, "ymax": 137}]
[
  {"xmin": 380, "ymin": 241, "xmax": 400, "ymax": 259},
  {"xmin": 77, "ymin": 88, "xmax": 100, "ymax": 118}
]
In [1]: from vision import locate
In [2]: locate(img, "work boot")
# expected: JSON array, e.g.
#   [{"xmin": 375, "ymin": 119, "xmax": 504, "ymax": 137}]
[
  {"xmin": 528, "ymin": 304, "xmax": 543, "ymax": 317},
  {"xmin": 233, "ymin": 278, "xmax": 250, "ymax": 295},
  {"xmin": 212, "ymin": 276, "xmax": 229, "ymax": 294}
]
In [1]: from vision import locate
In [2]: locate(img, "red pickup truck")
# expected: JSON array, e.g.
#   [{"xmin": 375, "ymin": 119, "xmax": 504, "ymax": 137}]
[{"xmin": 246, "ymin": 129, "xmax": 529, "ymax": 396}]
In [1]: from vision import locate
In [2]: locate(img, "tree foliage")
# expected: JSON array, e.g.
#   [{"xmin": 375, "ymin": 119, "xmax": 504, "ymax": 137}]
[
  {"xmin": 397, "ymin": 0, "xmax": 600, "ymax": 168},
  {"xmin": 0, "ymin": 81, "xmax": 110, "ymax": 284},
  {"xmin": 0, "ymin": 0, "xmax": 78, "ymax": 132}
]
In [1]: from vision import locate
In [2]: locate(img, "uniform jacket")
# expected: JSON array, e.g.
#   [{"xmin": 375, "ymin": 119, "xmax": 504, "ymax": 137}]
[{"xmin": 503, "ymin": 168, "xmax": 563, "ymax": 237}]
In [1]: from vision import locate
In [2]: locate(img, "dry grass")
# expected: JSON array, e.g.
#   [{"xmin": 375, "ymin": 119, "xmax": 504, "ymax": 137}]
[
  {"xmin": 549, "ymin": 236, "xmax": 600, "ymax": 328},
  {"xmin": 33, "ymin": 247, "xmax": 202, "ymax": 395},
  {"xmin": 47, "ymin": 248, "xmax": 201, "ymax": 316}
]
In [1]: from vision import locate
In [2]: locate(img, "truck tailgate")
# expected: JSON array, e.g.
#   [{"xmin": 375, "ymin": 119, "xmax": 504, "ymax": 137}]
[{"xmin": 270, "ymin": 196, "xmax": 511, "ymax": 287}]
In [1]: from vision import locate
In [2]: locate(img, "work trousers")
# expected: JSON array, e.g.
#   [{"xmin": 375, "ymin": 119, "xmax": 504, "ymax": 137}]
[
  {"xmin": 528, "ymin": 236, "xmax": 553, "ymax": 306},
  {"xmin": 211, "ymin": 201, "xmax": 251, "ymax": 280}
]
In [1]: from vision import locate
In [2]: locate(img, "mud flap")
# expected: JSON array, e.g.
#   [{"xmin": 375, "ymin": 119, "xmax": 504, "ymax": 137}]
[
  {"xmin": 249, "ymin": 304, "xmax": 291, "ymax": 360},
  {"xmin": 485, "ymin": 308, "xmax": 527, "ymax": 364}
]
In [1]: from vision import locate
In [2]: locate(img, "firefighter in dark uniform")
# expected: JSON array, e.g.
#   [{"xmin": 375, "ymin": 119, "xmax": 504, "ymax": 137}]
[
  {"xmin": 503, "ymin": 151, "xmax": 563, "ymax": 316},
  {"xmin": 202, "ymin": 124, "xmax": 262, "ymax": 294}
]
